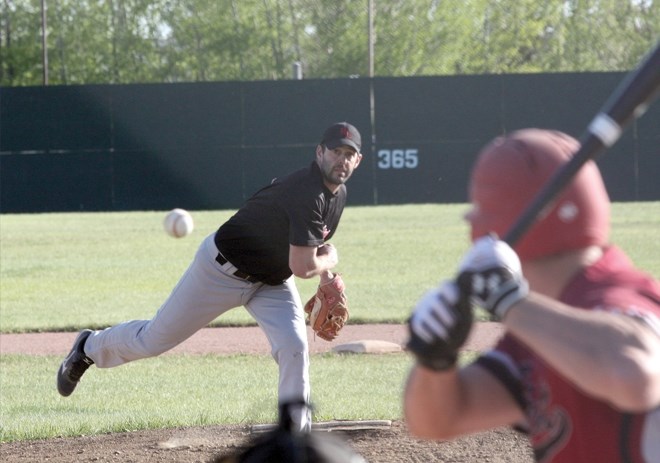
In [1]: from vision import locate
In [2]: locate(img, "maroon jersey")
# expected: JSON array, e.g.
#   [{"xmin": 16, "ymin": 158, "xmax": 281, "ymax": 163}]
[{"xmin": 477, "ymin": 246, "xmax": 660, "ymax": 462}]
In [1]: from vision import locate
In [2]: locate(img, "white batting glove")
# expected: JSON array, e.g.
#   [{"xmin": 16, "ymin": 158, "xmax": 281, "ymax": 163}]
[
  {"xmin": 407, "ymin": 281, "xmax": 473, "ymax": 371},
  {"xmin": 456, "ymin": 235, "xmax": 529, "ymax": 320}
]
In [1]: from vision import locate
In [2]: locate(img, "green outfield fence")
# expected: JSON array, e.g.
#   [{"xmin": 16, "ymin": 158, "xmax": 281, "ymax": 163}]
[{"xmin": 1, "ymin": 73, "xmax": 659, "ymax": 213}]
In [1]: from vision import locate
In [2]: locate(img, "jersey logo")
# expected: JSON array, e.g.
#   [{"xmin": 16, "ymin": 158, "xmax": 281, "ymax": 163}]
[
  {"xmin": 520, "ymin": 361, "xmax": 572, "ymax": 462},
  {"xmin": 531, "ymin": 406, "xmax": 572, "ymax": 462},
  {"xmin": 322, "ymin": 225, "xmax": 330, "ymax": 239}
]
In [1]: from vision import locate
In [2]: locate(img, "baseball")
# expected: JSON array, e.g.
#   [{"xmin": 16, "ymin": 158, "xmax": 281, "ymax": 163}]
[{"xmin": 163, "ymin": 208, "xmax": 194, "ymax": 238}]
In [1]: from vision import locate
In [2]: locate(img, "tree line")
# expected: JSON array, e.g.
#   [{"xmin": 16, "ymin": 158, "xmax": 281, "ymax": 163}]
[{"xmin": 1, "ymin": 0, "xmax": 658, "ymax": 87}]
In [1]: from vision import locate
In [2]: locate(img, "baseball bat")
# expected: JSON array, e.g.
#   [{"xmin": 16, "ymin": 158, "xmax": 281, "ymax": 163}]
[{"xmin": 503, "ymin": 41, "xmax": 660, "ymax": 246}]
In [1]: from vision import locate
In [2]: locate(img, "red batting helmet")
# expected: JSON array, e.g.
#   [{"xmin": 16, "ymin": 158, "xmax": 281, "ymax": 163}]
[{"xmin": 466, "ymin": 128, "xmax": 610, "ymax": 261}]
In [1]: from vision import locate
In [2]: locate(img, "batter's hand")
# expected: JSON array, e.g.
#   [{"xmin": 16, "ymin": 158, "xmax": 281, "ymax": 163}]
[
  {"xmin": 407, "ymin": 281, "xmax": 473, "ymax": 371},
  {"xmin": 456, "ymin": 235, "xmax": 529, "ymax": 320}
]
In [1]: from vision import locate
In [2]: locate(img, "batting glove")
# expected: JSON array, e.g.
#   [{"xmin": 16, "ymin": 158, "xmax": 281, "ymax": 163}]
[
  {"xmin": 456, "ymin": 235, "xmax": 529, "ymax": 321},
  {"xmin": 407, "ymin": 281, "xmax": 473, "ymax": 371}
]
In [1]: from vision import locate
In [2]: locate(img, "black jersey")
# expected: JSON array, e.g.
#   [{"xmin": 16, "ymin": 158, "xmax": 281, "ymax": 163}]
[{"xmin": 215, "ymin": 161, "xmax": 346, "ymax": 285}]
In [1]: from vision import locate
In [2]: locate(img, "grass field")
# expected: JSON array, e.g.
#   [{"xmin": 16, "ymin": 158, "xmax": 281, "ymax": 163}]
[
  {"xmin": 0, "ymin": 202, "xmax": 658, "ymax": 442},
  {"xmin": 0, "ymin": 353, "xmax": 419, "ymax": 442},
  {"xmin": 2, "ymin": 203, "xmax": 658, "ymax": 333},
  {"xmin": 0, "ymin": 204, "xmax": 474, "ymax": 332}
]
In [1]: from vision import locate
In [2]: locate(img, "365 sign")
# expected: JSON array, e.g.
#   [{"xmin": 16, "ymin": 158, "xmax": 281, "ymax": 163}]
[{"xmin": 377, "ymin": 149, "xmax": 419, "ymax": 169}]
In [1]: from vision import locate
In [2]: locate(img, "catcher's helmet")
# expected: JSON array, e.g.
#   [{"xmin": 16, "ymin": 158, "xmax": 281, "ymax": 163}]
[
  {"xmin": 466, "ymin": 128, "xmax": 610, "ymax": 260},
  {"xmin": 213, "ymin": 401, "xmax": 366, "ymax": 463}
]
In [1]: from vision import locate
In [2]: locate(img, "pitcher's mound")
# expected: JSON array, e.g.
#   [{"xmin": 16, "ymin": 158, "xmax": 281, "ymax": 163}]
[{"xmin": 252, "ymin": 420, "xmax": 392, "ymax": 433}]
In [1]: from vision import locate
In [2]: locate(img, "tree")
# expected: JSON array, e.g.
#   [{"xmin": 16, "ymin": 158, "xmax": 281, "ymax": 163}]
[
  {"xmin": 1, "ymin": 0, "xmax": 44, "ymax": 85},
  {"xmin": 1, "ymin": 0, "xmax": 658, "ymax": 86}
]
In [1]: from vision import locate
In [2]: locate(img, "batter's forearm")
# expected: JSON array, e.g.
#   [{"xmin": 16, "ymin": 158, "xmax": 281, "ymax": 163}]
[
  {"xmin": 404, "ymin": 366, "xmax": 464, "ymax": 440},
  {"xmin": 504, "ymin": 293, "xmax": 660, "ymax": 411}
]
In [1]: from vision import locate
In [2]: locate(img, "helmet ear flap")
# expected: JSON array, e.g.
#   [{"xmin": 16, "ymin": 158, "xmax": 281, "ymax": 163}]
[{"xmin": 468, "ymin": 129, "xmax": 610, "ymax": 260}]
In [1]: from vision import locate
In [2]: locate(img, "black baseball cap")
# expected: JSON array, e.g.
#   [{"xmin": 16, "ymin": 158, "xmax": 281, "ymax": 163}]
[{"xmin": 321, "ymin": 122, "xmax": 361, "ymax": 152}]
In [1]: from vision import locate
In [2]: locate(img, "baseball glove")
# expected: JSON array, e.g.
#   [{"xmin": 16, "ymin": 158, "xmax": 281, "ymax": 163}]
[{"xmin": 304, "ymin": 273, "xmax": 349, "ymax": 341}]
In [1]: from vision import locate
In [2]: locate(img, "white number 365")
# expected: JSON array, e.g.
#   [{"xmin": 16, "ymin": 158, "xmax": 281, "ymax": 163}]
[{"xmin": 377, "ymin": 149, "xmax": 419, "ymax": 169}]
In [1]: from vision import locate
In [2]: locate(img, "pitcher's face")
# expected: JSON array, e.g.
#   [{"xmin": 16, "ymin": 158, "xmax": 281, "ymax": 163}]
[{"xmin": 316, "ymin": 145, "xmax": 362, "ymax": 190}]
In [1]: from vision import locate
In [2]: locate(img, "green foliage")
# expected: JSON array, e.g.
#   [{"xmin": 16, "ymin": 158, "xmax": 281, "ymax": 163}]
[{"xmin": 2, "ymin": 0, "xmax": 658, "ymax": 85}]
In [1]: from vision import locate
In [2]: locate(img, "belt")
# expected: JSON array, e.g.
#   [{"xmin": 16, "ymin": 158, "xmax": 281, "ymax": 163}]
[{"xmin": 215, "ymin": 253, "xmax": 260, "ymax": 283}]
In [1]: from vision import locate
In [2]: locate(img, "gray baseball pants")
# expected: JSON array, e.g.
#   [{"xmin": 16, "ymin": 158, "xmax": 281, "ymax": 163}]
[{"xmin": 84, "ymin": 233, "xmax": 312, "ymax": 431}]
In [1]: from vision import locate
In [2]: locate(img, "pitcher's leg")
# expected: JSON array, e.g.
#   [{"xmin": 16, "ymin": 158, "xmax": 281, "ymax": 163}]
[
  {"xmin": 85, "ymin": 234, "xmax": 245, "ymax": 368},
  {"xmin": 247, "ymin": 278, "xmax": 311, "ymax": 432}
]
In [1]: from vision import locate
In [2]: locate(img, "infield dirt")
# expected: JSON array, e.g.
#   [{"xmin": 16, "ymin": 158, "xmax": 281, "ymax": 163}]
[{"xmin": 0, "ymin": 323, "xmax": 535, "ymax": 462}]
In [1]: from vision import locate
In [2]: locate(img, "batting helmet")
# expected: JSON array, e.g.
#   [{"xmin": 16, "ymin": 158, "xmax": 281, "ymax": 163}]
[{"xmin": 466, "ymin": 128, "xmax": 610, "ymax": 261}]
